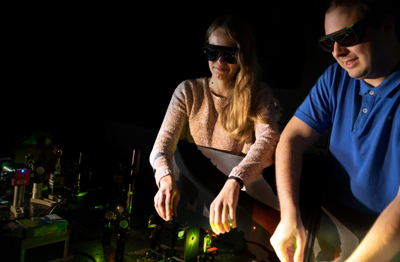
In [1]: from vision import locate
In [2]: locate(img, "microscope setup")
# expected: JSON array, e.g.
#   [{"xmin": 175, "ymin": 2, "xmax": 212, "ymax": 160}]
[
  {"xmin": 1, "ymin": 146, "xmax": 223, "ymax": 261},
  {"xmin": 102, "ymin": 149, "xmax": 220, "ymax": 262},
  {"xmin": 0, "ymin": 159, "xmax": 31, "ymax": 218},
  {"xmin": 0, "ymin": 147, "xmax": 66, "ymax": 218},
  {"xmin": 144, "ymin": 215, "xmax": 218, "ymax": 262}
]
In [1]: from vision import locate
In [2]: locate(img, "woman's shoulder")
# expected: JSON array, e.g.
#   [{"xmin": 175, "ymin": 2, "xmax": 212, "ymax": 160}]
[
  {"xmin": 174, "ymin": 77, "xmax": 209, "ymax": 97},
  {"xmin": 178, "ymin": 77, "xmax": 208, "ymax": 89}
]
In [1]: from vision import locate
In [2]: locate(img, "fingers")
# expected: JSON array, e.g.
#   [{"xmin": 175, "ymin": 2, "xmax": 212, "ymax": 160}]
[
  {"xmin": 229, "ymin": 204, "xmax": 236, "ymax": 229},
  {"xmin": 221, "ymin": 205, "xmax": 230, "ymax": 232},
  {"xmin": 172, "ymin": 191, "xmax": 179, "ymax": 218},
  {"xmin": 209, "ymin": 201, "xmax": 236, "ymax": 235},
  {"xmin": 270, "ymin": 221, "xmax": 305, "ymax": 262},
  {"xmin": 154, "ymin": 191, "xmax": 166, "ymax": 220},
  {"xmin": 272, "ymin": 241, "xmax": 291, "ymax": 262},
  {"xmin": 271, "ymin": 234, "xmax": 293, "ymax": 262},
  {"xmin": 209, "ymin": 201, "xmax": 221, "ymax": 234},
  {"xmin": 209, "ymin": 201, "xmax": 224, "ymax": 234},
  {"xmin": 209, "ymin": 181, "xmax": 240, "ymax": 235},
  {"xmin": 154, "ymin": 188, "xmax": 179, "ymax": 221},
  {"xmin": 164, "ymin": 190, "xmax": 172, "ymax": 220},
  {"xmin": 209, "ymin": 206, "xmax": 217, "ymax": 233},
  {"xmin": 294, "ymin": 236, "xmax": 305, "ymax": 262}
]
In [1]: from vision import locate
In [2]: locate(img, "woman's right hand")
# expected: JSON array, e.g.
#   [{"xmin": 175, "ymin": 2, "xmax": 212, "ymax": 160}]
[{"xmin": 154, "ymin": 175, "xmax": 179, "ymax": 221}]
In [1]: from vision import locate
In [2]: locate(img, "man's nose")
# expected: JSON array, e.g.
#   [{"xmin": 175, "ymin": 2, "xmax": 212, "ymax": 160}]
[{"xmin": 332, "ymin": 42, "xmax": 349, "ymax": 58}]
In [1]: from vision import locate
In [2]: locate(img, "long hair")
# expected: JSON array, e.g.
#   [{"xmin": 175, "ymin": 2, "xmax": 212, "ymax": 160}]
[{"xmin": 205, "ymin": 14, "xmax": 265, "ymax": 142}]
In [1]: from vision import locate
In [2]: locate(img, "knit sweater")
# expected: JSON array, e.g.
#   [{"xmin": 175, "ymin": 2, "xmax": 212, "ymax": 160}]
[{"xmin": 149, "ymin": 77, "xmax": 279, "ymax": 189}]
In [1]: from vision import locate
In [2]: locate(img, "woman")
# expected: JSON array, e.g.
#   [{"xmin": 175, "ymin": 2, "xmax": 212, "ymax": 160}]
[{"xmin": 149, "ymin": 14, "xmax": 279, "ymax": 235}]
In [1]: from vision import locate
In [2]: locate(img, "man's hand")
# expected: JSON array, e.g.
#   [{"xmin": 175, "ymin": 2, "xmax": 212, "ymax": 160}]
[
  {"xmin": 271, "ymin": 116, "xmax": 318, "ymax": 262},
  {"xmin": 270, "ymin": 216, "xmax": 306, "ymax": 262},
  {"xmin": 154, "ymin": 175, "xmax": 179, "ymax": 221},
  {"xmin": 209, "ymin": 179, "xmax": 241, "ymax": 234}
]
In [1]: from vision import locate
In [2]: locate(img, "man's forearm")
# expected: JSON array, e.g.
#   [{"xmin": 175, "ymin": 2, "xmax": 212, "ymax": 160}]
[
  {"xmin": 346, "ymin": 187, "xmax": 400, "ymax": 262},
  {"xmin": 275, "ymin": 117, "xmax": 320, "ymax": 219},
  {"xmin": 271, "ymin": 117, "xmax": 321, "ymax": 262},
  {"xmin": 275, "ymin": 137, "xmax": 303, "ymax": 219}
]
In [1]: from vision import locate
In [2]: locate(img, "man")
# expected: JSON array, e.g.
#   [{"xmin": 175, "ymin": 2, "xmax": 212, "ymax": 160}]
[{"xmin": 270, "ymin": 0, "xmax": 400, "ymax": 261}]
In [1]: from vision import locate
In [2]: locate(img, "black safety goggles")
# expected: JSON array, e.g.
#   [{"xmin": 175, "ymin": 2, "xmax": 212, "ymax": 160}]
[
  {"xmin": 317, "ymin": 19, "xmax": 367, "ymax": 52},
  {"xmin": 203, "ymin": 45, "xmax": 238, "ymax": 64}
]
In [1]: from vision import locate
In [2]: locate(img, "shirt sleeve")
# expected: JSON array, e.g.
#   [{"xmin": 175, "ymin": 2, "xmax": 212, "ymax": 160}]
[
  {"xmin": 229, "ymin": 83, "xmax": 280, "ymax": 189},
  {"xmin": 149, "ymin": 82, "xmax": 190, "ymax": 187},
  {"xmin": 294, "ymin": 63, "xmax": 338, "ymax": 134}
]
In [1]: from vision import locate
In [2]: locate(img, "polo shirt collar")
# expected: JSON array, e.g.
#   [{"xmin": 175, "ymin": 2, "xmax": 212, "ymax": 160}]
[{"xmin": 359, "ymin": 64, "xmax": 400, "ymax": 97}]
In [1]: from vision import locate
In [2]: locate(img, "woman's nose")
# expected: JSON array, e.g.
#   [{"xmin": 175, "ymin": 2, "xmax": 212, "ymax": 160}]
[{"xmin": 217, "ymin": 54, "xmax": 227, "ymax": 63}]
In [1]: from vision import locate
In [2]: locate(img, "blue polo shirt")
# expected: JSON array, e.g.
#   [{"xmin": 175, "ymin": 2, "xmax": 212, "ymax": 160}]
[{"xmin": 295, "ymin": 63, "xmax": 400, "ymax": 214}]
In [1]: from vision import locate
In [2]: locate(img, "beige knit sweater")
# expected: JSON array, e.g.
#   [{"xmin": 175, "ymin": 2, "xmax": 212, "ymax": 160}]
[{"xmin": 150, "ymin": 77, "xmax": 279, "ymax": 189}]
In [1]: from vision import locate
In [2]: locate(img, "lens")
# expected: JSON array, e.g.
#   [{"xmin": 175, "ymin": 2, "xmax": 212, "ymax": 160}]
[
  {"xmin": 334, "ymin": 30, "xmax": 358, "ymax": 46},
  {"xmin": 204, "ymin": 47, "xmax": 237, "ymax": 64},
  {"xmin": 318, "ymin": 37, "xmax": 334, "ymax": 51},
  {"xmin": 223, "ymin": 53, "xmax": 237, "ymax": 64},
  {"xmin": 205, "ymin": 48, "xmax": 220, "ymax": 62}
]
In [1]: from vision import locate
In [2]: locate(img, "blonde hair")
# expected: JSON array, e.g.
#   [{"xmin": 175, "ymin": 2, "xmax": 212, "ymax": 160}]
[{"xmin": 205, "ymin": 14, "xmax": 266, "ymax": 142}]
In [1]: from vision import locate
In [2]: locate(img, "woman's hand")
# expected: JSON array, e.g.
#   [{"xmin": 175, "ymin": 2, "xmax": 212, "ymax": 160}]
[
  {"xmin": 209, "ymin": 179, "xmax": 241, "ymax": 234},
  {"xmin": 154, "ymin": 175, "xmax": 179, "ymax": 221}
]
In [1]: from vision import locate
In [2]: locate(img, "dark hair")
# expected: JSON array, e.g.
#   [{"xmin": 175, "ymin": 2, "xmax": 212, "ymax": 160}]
[{"xmin": 325, "ymin": 0, "xmax": 399, "ymax": 41}]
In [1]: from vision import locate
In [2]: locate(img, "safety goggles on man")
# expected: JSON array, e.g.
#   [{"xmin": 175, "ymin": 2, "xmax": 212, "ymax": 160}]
[
  {"xmin": 317, "ymin": 19, "xmax": 367, "ymax": 52},
  {"xmin": 203, "ymin": 45, "xmax": 238, "ymax": 64}
]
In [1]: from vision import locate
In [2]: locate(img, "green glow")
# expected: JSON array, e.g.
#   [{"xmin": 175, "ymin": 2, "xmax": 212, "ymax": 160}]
[
  {"xmin": 170, "ymin": 191, "xmax": 177, "ymax": 210},
  {"xmin": 177, "ymin": 230, "xmax": 185, "ymax": 239},
  {"xmin": 76, "ymin": 191, "xmax": 87, "ymax": 197},
  {"xmin": 184, "ymin": 226, "xmax": 200, "ymax": 261},
  {"xmin": 203, "ymin": 234, "xmax": 212, "ymax": 253},
  {"xmin": 77, "ymin": 173, "xmax": 81, "ymax": 190},
  {"xmin": 119, "ymin": 220, "xmax": 129, "ymax": 228}
]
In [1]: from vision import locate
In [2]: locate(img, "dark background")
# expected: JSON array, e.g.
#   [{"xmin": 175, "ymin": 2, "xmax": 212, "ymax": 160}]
[{"xmin": 3, "ymin": 2, "xmax": 335, "ymax": 215}]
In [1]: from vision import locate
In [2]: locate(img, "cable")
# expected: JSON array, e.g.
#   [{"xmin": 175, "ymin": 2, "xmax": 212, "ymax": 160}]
[
  {"xmin": 34, "ymin": 186, "xmax": 76, "ymax": 218},
  {"xmin": 69, "ymin": 247, "xmax": 96, "ymax": 262}
]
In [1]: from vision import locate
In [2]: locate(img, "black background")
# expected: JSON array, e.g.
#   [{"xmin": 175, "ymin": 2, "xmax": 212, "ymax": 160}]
[{"xmin": 3, "ymin": 1, "xmax": 335, "ymax": 215}]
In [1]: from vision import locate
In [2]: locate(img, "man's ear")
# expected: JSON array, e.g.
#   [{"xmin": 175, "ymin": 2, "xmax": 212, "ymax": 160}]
[{"xmin": 382, "ymin": 14, "xmax": 396, "ymax": 37}]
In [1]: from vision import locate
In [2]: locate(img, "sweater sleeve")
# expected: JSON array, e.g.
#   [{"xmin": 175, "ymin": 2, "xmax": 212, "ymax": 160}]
[
  {"xmin": 149, "ymin": 82, "xmax": 191, "ymax": 187},
  {"xmin": 229, "ymin": 83, "xmax": 280, "ymax": 189}
]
